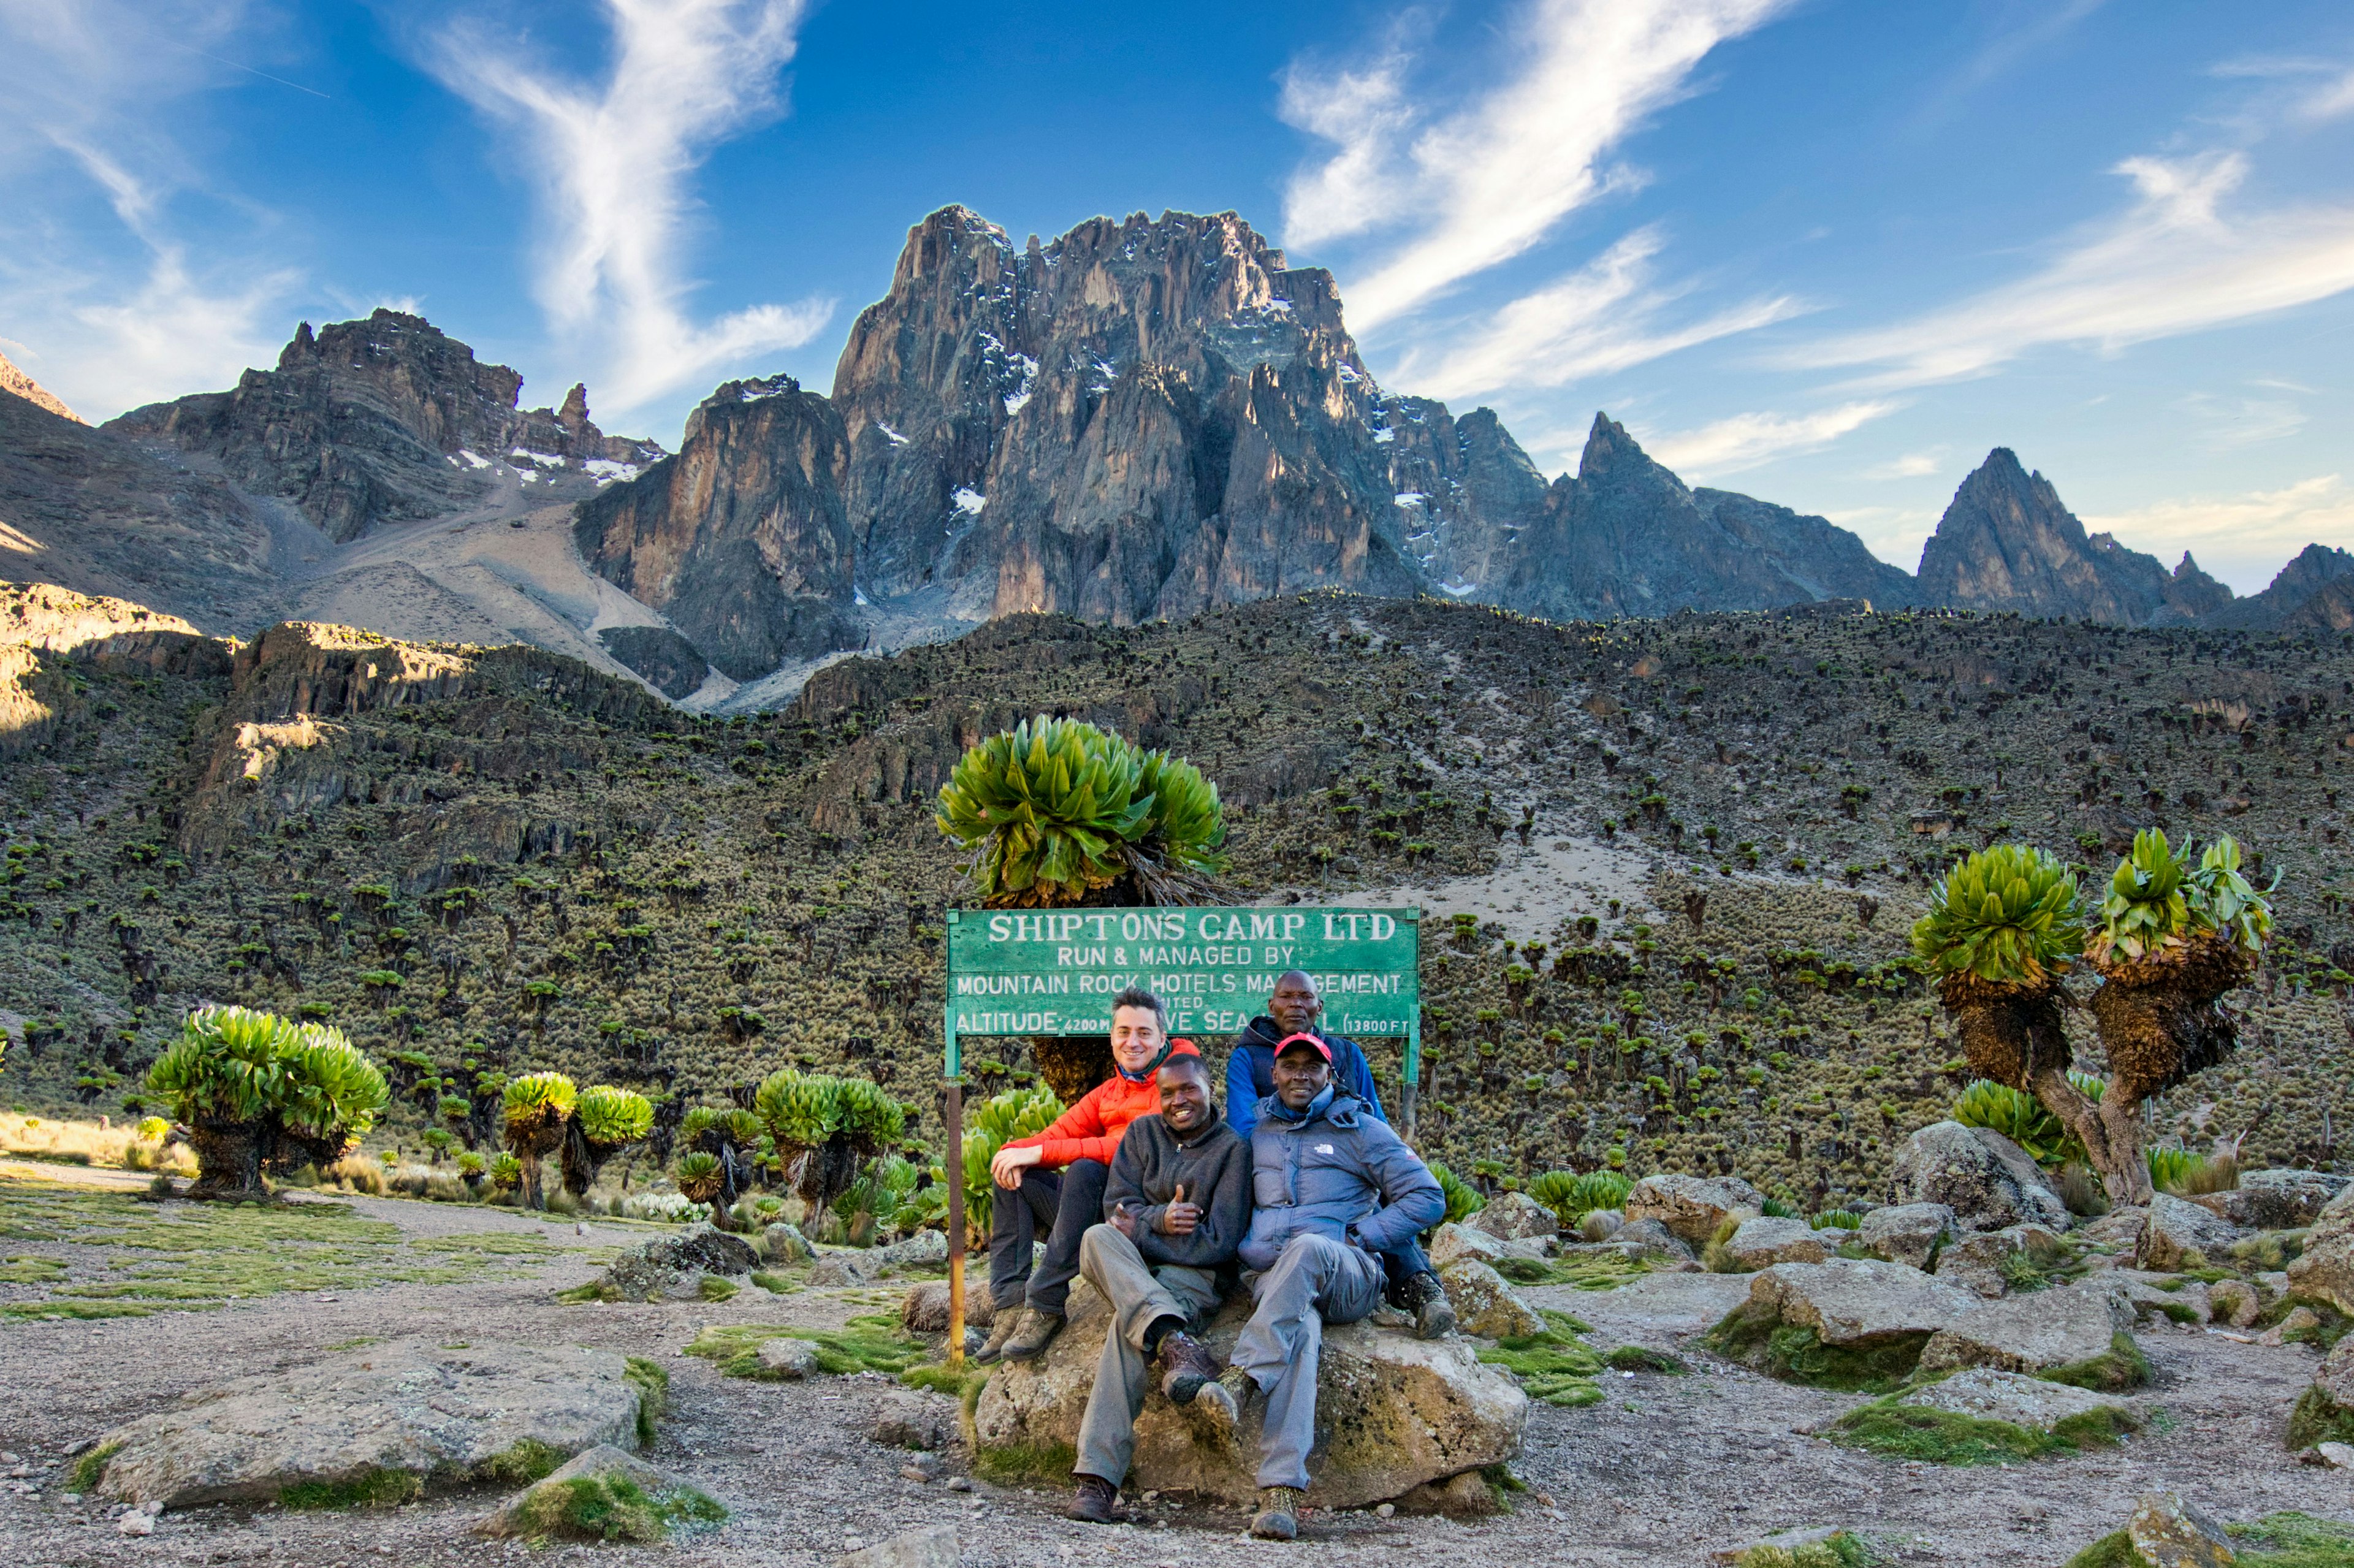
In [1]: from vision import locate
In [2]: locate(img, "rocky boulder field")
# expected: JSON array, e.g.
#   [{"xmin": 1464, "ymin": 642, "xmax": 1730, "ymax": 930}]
[{"xmin": 6, "ymin": 1119, "xmax": 2354, "ymax": 1568}]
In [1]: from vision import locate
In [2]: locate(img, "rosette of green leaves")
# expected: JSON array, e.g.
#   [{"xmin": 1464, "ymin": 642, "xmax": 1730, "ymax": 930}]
[
  {"xmin": 935, "ymin": 716, "xmax": 1152, "ymax": 904},
  {"xmin": 753, "ymin": 1071, "xmax": 842, "ymax": 1152},
  {"xmin": 2189, "ymin": 834, "xmax": 2274, "ymax": 955},
  {"xmin": 674, "ymin": 1150, "xmax": 725, "ymax": 1204},
  {"xmin": 578, "ymin": 1086, "xmax": 653, "ymax": 1147},
  {"xmin": 1912, "ymin": 845, "xmax": 2083, "ymax": 986},
  {"xmin": 1426, "ymin": 1160, "xmax": 1487, "ymax": 1224},
  {"xmin": 1529, "ymin": 1168, "xmax": 1631, "ymax": 1226},
  {"xmin": 1952, "ymin": 1078, "xmax": 2085, "ymax": 1168},
  {"xmin": 503, "ymin": 1072, "xmax": 578, "ymax": 1136},
  {"xmin": 2093, "ymin": 828, "xmax": 2195, "ymax": 962},
  {"xmin": 276, "ymin": 1022, "xmax": 389, "ymax": 1152},
  {"xmin": 147, "ymin": 1005, "xmax": 297, "ymax": 1125},
  {"xmin": 1133, "ymin": 745, "xmax": 1228, "ymax": 877},
  {"xmin": 959, "ymin": 1084, "xmax": 1064, "ymax": 1233},
  {"xmin": 489, "ymin": 1151, "xmax": 523, "ymax": 1190},
  {"xmin": 835, "ymin": 1079, "xmax": 906, "ymax": 1150}
]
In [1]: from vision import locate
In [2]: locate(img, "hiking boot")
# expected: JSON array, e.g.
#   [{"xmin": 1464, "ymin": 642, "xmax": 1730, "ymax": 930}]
[
  {"xmin": 1250, "ymin": 1486, "xmax": 1305, "ymax": 1540},
  {"xmin": 1155, "ymin": 1330, "xmax": 1223, "ymax": 1406},
  {"xmin": 1065, "ymin": 1473, "xmax": 1121, "ymax": 1524},
  {"xmin": 971, "ymin": 1309, "xmax": 1023, "ymax": 1365},
  {"xmin": 999, "ymin": 1307, "xmax": 1065, "ymax": 1362},
  {"xmin": 1398, "ymin": 1270, "xmax": 1456, "ymax": 1340}
]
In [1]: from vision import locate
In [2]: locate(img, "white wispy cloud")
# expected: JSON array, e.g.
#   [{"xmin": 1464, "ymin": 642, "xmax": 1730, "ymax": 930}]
[
  {"xmin": 1793, "ymin": 151, "xmax": 2354, "ymax": 387},
  {"xmin": 0, "ymin": 0, "xmax": 302, "ymax": 416},
  {"xmin": 425, "ymin": 0, "xmax": 834, "ymax": 420},
  {"xmin": 1821, "ymin": 506, "xmax": 1941, "ymax": 571},
  {"xmin": 2081, "ymin": 476, "xmax": 2354, "ymax": 594},
  {"xmin": 1386, "ymin": 227, "xmax": 1802, "ymax": 403},
  {"xmin": 1281, "ymin": 0, "xmax": 1790, "ymax": 332},
  {"xmin": 1635, "ymin": 398, "xmax": 1898, "ymax": 479},
  {"xmin": 1859, "ymin": 451, "xmax": 1945, "ymax": 481}
]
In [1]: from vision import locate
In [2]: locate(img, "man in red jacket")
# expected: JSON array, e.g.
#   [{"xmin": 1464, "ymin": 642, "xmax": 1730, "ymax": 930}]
[{"xmin": 978, "ymin": 986, "xmax": 1189, "ymax": 1364}]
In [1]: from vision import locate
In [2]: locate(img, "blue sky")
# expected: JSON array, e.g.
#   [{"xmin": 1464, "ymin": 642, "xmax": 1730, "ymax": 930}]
[{"xmin": 4, "ymin": 0, "xmax": 2353, "ymax": 592}]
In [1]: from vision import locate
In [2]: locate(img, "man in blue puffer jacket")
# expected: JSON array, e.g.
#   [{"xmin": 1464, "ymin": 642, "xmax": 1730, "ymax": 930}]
[{"xmin": 1225, "ymin": 1032, "xmax": 1446, "ymax": 1542}]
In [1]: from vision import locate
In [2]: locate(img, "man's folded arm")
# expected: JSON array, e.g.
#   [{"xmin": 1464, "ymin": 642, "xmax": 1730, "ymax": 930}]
[
  {"xmin": 1346, "ymin": 1122, "xmax": 1446, "ymax": 1254},
  {"xmin": 1136, "ymin": 1138, "xmax": 1252, "ymax": 1268}
]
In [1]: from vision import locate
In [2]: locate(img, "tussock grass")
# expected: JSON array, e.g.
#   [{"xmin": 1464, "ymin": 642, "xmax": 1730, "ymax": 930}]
[
  {"xmin": 1705, "ymin": 1302, "xmax": 1925, "ymax": 1392},
  {"xmin": 1602, "ymin": 1344, "xmax": 1688, "ymax": 1375},
  {"xmin": 1732, "ymin": 1532, "xmax": 1880, "ymax": 1568},
  {"xmin": 66, "ymin": 1442, "xmax": 120, "ymax": 1493},
  {"xmin": 1826, "ymin": 1397, "xmax": 2139, "ymax": 1465},
  {"xmin": 2038, "ymin": 1333, "xmax": 2152, "ymax": 1392},
  {"xmin": 279, "ymin": 1467, "xmax": 424, "ymax": 1510},
  {"xmin": 1478, "ymin": 1309, "xmax": 1604, "ymax": 1406},
  {"xmin": 685, "ymin": 1315, "xmax": 928, "ymax": 1380},
  {"xmin": 511, "ymin": 1472, "xmax": 727, "ymax": 1544},
  {"xmin": 2067, "ymin": 1512, "xmax": 2354, "ymax": 1568}
]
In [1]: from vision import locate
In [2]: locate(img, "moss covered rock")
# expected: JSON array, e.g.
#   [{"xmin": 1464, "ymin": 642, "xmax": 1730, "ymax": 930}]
[{"xmin": 1705, "ymin": 1258, "xmax": 1976, "ymax": 1390}]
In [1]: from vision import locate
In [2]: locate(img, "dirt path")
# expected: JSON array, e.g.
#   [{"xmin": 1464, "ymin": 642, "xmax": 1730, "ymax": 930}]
[{"xmin": 3, "ymin": 1193, "xmax": 2351, "ymax": 1567}]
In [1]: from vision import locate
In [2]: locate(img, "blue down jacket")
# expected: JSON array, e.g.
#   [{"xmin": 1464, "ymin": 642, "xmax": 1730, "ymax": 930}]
[{"xmin": 1238, "ymin": 1091, "xmax": 1445, "ymax": 1273}]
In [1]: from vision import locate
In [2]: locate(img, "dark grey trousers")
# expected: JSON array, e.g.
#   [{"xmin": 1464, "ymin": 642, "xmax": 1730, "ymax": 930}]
[{"xmin": 986, "ymin": 1157, "xmax": 1108, "ymax": 1315}]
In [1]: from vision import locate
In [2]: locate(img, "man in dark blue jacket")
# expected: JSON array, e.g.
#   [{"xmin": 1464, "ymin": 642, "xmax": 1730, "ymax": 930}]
[
  {"xmin": 1227, "ymin": 1032, "xmax": 1447, "ymax": 1541},
  {"xmin": 1225, "ymin": 970, "xmax": 1451, "ymax": 1338}
]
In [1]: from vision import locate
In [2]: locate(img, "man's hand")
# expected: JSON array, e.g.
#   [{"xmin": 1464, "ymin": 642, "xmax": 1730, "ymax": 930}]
[
  {"xmin": 1110, "ymin": 1205, "xmax": 1141, "ymax": 1241},
  {"xmin": 1156, "ymin": 1182, "xmax": 1202, "ymax": 1236},
  {"xmin": 989, "ymin": 1143, "xmax": 1043, "ymax": 1190}
]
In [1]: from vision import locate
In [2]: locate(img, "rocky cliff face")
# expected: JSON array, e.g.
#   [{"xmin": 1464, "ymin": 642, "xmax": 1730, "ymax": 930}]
[
  {"xmin": 0, "ymin": 378, "xmax": 278, "ymax": 634},
  {"xmin": 1914, "ymin": 450, "xmax": 2233, "ymax": 626},
  {"xmin": 2204, "ymin": 544, "xmax": 2354, "ymax": 631},
  {"xmin": 574, "ymin": 374, "xmax": 861, "ymax": 680},
  {"xmin": 1490, "ymin": 416, "xmax": 1918, "ymax": 620},
  {"xmin": 108, "ymin": 310, "xmax": 662, "ymax": 542},
  {"xmin": 0, "ymin": 348, "xmax": 78, "ymax": 422}
]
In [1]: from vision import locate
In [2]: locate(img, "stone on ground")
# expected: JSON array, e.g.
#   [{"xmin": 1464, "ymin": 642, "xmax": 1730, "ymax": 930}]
[
  {"xmin": 1627, "ymin": 1173, "xmax": 1763, "ymax": 1247},
  {"xmin": 973, "ymin": 1276, "xmax": 1525, "ymax": 1509},
  {"xmin": 2141, "ymin": 1193, "xmax": 2242, "ymax": 1272},
  {"xmin": 2080, "ymin": 1206, "xmax": 2150, "ymax": 1248},
  {"xmin": 1467, "ymin": 1190, "xmax": 1561, "ymax": 1244},
  {"xmin": 2127, "ymin": 1491, "xmax": 2236, "ymax": 1568},
  {"xmin": 1856, "ymin": 1203, "xmax": 1960, "ymax": 1270},
  {"xmin": 1438, "ymin": 1258, "xmax": 1547, "ymax": 1339},
  {"xmin": 872, "ymin": 1391, "xmax": 959, "ymax": 1452},
  {"xmin": 2108, "ymin": 1271, "xmax": 2213, "ymax": 1327},
  {"xmin": 1896, "ymin": 1368, "xmax": 2136, "ymax": 1432},
  {"xmin": 2190, "ymin": 1168, "xmax": 2347, "ymax": 1230},
  {"xmin": 2285, "ymin": 1181, "xmax": 2354, "ymax": 1315},
  {"xmin": 2207, "ymin": 1279, "xmax": 2261, "ymax": 1328},
  {"xmin": 596, "ymin": 1224, "xmax": 758, "ymax": 1303},
  {"xmin": 476, "ymin": 1444, "xmax": 706, "ymax": 1539},
  {"xmin": 755, "ymin": 1338, "xmax": 823, "ymax": 1379},
  {"xmin": 763, "ymin": 1220, "xmax": 814, "ymax": 1263},
  {"xmin": 2287, "ymin": 1334, "xmax": 2354, "ymax": 1450},
  {"xmin": 1918, "ymin": 1282, "xmax": 2141, "ymax": 1383},
  {"xmin": 870, "ymin": 1230, "xmax": 950, "ymax": 1272},
  {"xmin": 1430, "ymin": 1221, "xmax": 1552, "ymax": 1268},
  {"xmin": 85, "ymin": 1339, "xmax": 654, "ymax": 1511},
  {"xmin": 810, "ymin": 1250, "xmax": 876, "ymax": 1287},
  {"xmin": 1708, "ymin": 1259, "xmax": 1976, "ymax": 1386},
  {"xmin": 1610, "ymin": 1217, "xmax": 1698, "ymax": 1262},
  {"xmin": 1892, "ymin": 1121, "xmax": 2071, "ymax": 1233},
  {"xmin": 1934, "ymin": 1223, "xmax": 2065, "ymax": 1298},
  {"xmin": 901, "ymin": 1281, "xmax": 995, "ymax": 1333},
  {"xmin": 1723, "ymin": 1216, "xmax": 1833, "ymax": 1269},
  {"xmin": 841, "ymin": 1524, "xmax": 958, "ymax": 1568}
]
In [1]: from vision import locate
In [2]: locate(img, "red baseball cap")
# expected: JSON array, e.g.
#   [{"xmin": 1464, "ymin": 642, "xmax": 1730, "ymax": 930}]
[{"xmin": 1273, "ymin": 1032, "xmax": 1331, "ymax": 1063}]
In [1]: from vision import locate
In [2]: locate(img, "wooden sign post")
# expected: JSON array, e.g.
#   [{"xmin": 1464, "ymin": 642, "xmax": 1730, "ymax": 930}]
[{"xmin": 940, "ymin": 906, "xmax": 1422, "ymax": 1361}]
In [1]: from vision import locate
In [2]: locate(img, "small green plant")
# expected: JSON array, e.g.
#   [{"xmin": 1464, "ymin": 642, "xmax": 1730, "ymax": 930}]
[
  {"xmin": 2090, "ymin": 828, "xmax": 2196, "ymax": 964},
  {"xmin": 958, "ymin": 1084, "xmax": 1062, "ymax": 1233},
  {"xmin": 1476, "ymin": 1310, "xmax": 1604, "ymax": 1406},
  {"xmin": 1951, "ymin": 1078, "xmax": 2090, "ymax": 1167},
  {"xmin": 1529, "ymin": 1168, "xmax": 1629, "ymax": 1226},
  {"xmin": 509, "ymin": 1472, "xmax": 726, "ymax": 1544},
  {"xmin": 1426, "ymin": 1161, "xmax": 1487, "ymax": 1224}
]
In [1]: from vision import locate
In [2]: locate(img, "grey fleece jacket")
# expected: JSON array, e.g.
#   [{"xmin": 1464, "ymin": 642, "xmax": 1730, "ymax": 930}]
[
  {"xmin": 1239, "ymin": 1091, "xmax": 1445, "ymax": 1273},
  {"xmin": 1101, "ymin": 1113, "xmax": 1253, "ymax": 1270}
]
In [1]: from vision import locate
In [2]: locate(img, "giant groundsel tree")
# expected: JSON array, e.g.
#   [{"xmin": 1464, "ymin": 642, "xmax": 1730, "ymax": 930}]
[
  {"xmin": 146, "ymin": 1005, "xmax": 389, "ymax": 1200},
  {"xmin": 1915, "ymin": 832, "xmax": 2274, "ymax": 1203}
]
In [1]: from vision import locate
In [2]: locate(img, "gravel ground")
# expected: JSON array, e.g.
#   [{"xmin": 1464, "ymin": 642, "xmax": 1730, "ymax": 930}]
[{"xmin": 4, "ymin": 1187, "xmax": 2353, "ymax": 1567}]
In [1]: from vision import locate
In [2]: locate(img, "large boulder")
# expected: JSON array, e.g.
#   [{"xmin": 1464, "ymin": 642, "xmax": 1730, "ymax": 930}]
[
  {"xmin": 1896, "ymin": 1368, "xmax": 2138, "ymax": 1433},
  {"xmin": 2127, "ymin": 1493, "xmax": 2236, "ymax": 1568},
  {"xmin": 2285, "ymin": 1182, "xmax": 2354, "ymax": 1315},
  {"xmin": 1723, "ymin": 1216, "xmax": 1834, "ymax": 1270},
  {"xmin": 1918, "ymin": 1282, "xmax": 2144, "ymax": 1387},
  {"xmin": 2287, "ymin": 1334, "xmax": 2354, "ymax": 1450},
  {"xmin": 1610, "ymin": 1217, "xmax": 1697, "ymax": 1262},
  {"xmin": 1466, "ymin": 1191, "xmax": 1561, "ymax": 1244},
  {"xmin": 901, "ymin": 1281, "xmax": 996, "ymax": 1333},
  {"xmin": 2190, "ymin": 1169, "xmax": 2347, "ymax": 1230},
  {"xmin": 83, "ymin": 1340, "xmax": 658, "ymax": 1511},
  {"xmin": 1891, "ymin": 1122, "xmax": 2071, "ymax": 1233},
  {"xmin": 476, "ymin": 1445, "xmax": 716, "ymax": 1542},
  {"xmin": 1856, "ymin": 1203, "xmax": 1960, "ymax": 1271},
  {"xmin": 1705, "ymin": 1259, "xmax": 1976, "ymax": 1388},
  {"xmin": 1934, "ymin": 1224, "xmax": 2065, "ymax": 1299},
  {"xmin": 973, "ymin": 1277, "xmax": 1525, "ymax": 1509},
  {"xmin": 1430, "ymin": 1222, "xmax": 1552, "ymax": 1269},
  {"xmin": 596, "ymin": 1225, "xmax": 758, "ymax": 1302},
  {"xmin": 1438, "ymin": 1260, "xmax": 1546, "ymax": 1339},
  {"xmin": 1627, "ymin": 1173, "xmax": 1762, "ymax": 1247},
  {"xmin": 2141, "ymin": 1194, "xmax": 2241, "ymax": 1272}
]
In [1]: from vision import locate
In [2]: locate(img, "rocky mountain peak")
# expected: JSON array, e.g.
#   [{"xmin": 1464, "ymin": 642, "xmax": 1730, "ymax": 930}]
[
  {"xmin": 0, "ymin": 346, "xmax": 79, "ymax": 423},
  {"xmin": 1916, "ymin": 447, "xmax": 2194, "ymax": 624},
  {"xmin": 107, "ymin": 310, "xmax": 661, "ymax": 542}
]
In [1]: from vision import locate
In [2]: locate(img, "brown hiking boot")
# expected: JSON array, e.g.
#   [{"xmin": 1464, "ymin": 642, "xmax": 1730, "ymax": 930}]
[
  {"xmin": 1251, "ymin": 1485, "xmax": 1305, "ymax": 1540},
  {"xmin": 971, "ymin": 1309, "xmax": 1022, "ymax": 1364},
  {"xmin": 1398, "ymin": 1270, "xmax": 1457, "ymax": 1339},
  {"xmin": 1065, "ymin": 1473, "xmax": 1121, "ymax": 1523},
  {"xmin": 1155, "ymin": 1330, "xmax": 1223, "ymax": 1406},
  {"xmin": 1000, "ymin": 1306, "xmax": 1065, "ymax": 1362}
]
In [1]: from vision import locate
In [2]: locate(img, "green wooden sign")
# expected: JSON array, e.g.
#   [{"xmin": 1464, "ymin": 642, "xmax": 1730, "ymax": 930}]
[{"xmin": 942, "ymin": 906, "xmax": 1422, "ymax": 1079}]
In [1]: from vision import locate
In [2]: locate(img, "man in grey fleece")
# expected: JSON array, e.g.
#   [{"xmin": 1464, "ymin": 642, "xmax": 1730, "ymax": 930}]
[
  {"xmin": 1066, "ymin": 1049, "xmax": 1252, "ymax": 1524},
  {"xmin": 1230, "ymin": 1032, "xmax": 1445, "ymax": 1541}
]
